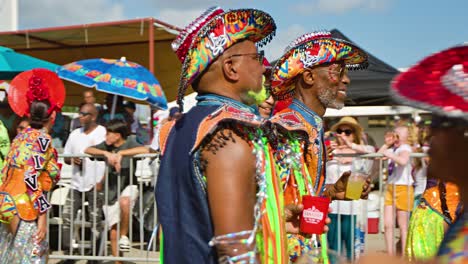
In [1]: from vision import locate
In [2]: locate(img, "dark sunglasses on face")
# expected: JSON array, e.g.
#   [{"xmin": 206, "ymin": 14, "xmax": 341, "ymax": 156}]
[
  {"xmin": 227, "ymin": 50, "xmax": 265, "ymax": 63},
  {"xmin": 79, "ymin": 111, "xmax": 91, "ymax": 117},
  {"xmin": 336, "ymin": 128, "xmax": 353, "ymax": 136},
  {"xmin": 314, "ymin": 62, "xmax": 348, "ymax": 79}
]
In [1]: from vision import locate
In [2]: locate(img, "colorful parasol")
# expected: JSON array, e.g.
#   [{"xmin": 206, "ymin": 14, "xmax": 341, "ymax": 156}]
[{"xmin": 57, "ymin": 57, "xmax": 167, "ymax": 110}]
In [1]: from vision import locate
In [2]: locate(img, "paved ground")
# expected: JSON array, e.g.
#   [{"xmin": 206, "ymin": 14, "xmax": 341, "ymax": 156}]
[
  {"xmin": 49, "ymin": 242, "xmax": 159, "ymax": 264},
  {"xmin": 366, "ymin": 233, "xmax": 388, "ymax": 254},
  {"xmin": 49, "ymin": 232, "xmax": 392, "ymax": 263}
]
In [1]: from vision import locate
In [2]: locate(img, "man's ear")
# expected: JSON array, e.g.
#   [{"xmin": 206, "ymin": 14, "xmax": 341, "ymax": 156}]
[
  {"xmin": 221, "ymin": 56, "xmax": 240, "ymax": 82},
  {"xmin": 296, "ymin": 69, "xmax": 315, "ymax": 89},
  {"xmin": 301, "ymin": 69, "xmax": 315, "ymax": 87}
]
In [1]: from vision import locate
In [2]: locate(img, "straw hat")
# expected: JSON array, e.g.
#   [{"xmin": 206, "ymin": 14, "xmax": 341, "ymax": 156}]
[{"xmin": 330, "ymin": 116, "xmax": 363, "ymax": 136}]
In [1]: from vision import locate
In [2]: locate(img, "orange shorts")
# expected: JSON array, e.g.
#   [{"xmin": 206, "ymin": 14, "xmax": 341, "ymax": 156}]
[{"xmin": 385, "ymin": 184, "xmax": 414, "ymax": 211}]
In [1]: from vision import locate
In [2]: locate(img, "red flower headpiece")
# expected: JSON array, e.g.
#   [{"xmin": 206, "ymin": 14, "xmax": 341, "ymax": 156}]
[
  {"xmin": 8, "ymin": 69, "xmax": 66, "ymax": 117},
  {"xmin": 26, "ymin": 75, "xmax": 50, "ymax": 103}
]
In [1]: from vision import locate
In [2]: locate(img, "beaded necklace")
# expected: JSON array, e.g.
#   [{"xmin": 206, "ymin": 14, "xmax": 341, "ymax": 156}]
[
  {"xmin": 197, "ymin": 94, "xmax": 258, "ymax": 114},
  {"xmin": 289, "ymin": 99, "xmax": 326, "ymax": 195}
]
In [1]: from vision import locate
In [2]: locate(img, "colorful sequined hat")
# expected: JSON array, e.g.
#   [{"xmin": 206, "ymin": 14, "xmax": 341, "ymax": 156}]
[
  {"xmin": 8, "ymin": 68, "xmax": 66, "ymax": 117},
  {"xmin": 391, "ymin": 45, "xmax": 468, "ymax": 121},
  {"xmin": 270, "ymin": 31, "xmax": 368, "ymax": 100},
  {"xmin": 172, "ymin": 6, "xmax": 276, "ymax": 109}
]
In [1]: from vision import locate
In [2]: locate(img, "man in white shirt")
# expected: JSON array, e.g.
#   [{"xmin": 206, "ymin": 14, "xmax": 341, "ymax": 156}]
[{"xmin": 62, "ymin": 103, "xmax": 107, "ymax": 254}]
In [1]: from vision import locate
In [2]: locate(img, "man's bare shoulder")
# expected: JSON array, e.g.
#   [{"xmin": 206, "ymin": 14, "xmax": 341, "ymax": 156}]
[{"xmin": 201, "ymin": 128, "xmax": 255, "ymax": 170}]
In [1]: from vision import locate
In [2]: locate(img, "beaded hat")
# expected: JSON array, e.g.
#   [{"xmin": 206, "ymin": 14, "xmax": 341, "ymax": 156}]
[
  {"xmin": 8, "ymin": 68, "xmax": 66, "ymax": 117},
  {"xmin": 270, "ymin": 30, "xmax": 368, "ymax": 100},
  {"xmin": 171, "ymin": 6, "xmax": 276, "ymax": 109},
  {"xmin": 391, "ymin": 45, "xmax": 468, "ymax": 121}
]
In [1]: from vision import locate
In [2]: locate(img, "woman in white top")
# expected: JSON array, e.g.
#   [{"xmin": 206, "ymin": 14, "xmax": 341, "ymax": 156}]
[
  {"xmin": 325, "ymin": 117, "xmax": 374, "ymax": 260},
  {"xmin": 378, "ymin": 126, "xmax": 413, "ymax": 256},
  {"xmin": 412, "ymin": 134, "xmax": 430, "ymax": 202}
]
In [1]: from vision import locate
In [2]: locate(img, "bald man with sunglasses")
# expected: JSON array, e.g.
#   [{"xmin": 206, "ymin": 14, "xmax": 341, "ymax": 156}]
[
  {"xmin": 62, "ymin": 103, "xmax": 107, "ymax": 254},
  {"xmin": 154, "ymin": 7, "xmax": 290, "ymax": 263}
]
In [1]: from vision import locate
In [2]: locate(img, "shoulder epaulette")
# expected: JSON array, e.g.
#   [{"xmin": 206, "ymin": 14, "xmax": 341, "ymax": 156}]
[
  {"xmin": 159, "ymin": 120, "xmax": 176, "ymax": 155},
  {"xmin": 269, "ymin": 108, "xmax": 307, "ymax": 132},
  {"xmin": 192, "ymin": 105, "xmax": 262, "ymax": 153}
]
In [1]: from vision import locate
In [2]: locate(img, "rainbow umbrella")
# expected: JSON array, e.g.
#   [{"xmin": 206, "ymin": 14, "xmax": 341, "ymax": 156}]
[{"xmin": 57, "ymin": 57, "xmax": 167, "ymax": 110}]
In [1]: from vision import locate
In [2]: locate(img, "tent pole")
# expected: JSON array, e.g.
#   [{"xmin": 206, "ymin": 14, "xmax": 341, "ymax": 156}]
[
  {"xmin": 111, "ymin": 94, "xmax": 117, "ymax": 119},
  {"xmin": 149, "ymin": 18, "xmax": 155, "ymax": 143},
  {"xmin": 149, "ymin": 18, "xmax": 155, "ymax": 74}
]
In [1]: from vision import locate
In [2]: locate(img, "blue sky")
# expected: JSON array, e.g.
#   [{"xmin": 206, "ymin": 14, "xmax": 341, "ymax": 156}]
[{"xmin": 17, "ymin": 0, "xmax": 467, "ymax": 69}]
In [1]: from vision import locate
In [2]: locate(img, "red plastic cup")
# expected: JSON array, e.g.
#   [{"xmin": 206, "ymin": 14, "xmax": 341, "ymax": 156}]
[{"xmin": 300, "ymin": 195, "xmax": 330, "ymax": 234}]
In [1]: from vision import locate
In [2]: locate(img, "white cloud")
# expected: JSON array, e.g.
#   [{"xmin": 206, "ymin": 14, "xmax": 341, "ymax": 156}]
[
  {"xmin": 157, "ymin": 8, "xmax": 206, "ymax": 28},
  {"xmin": 150, "ymin": 2, "xmax": 253, "ymax": 28},
  {"xmin": 292, "ymin": 0, "xmax": 391, "ymax": 15},
  {"xmin": 264, "ymin": 24, "xmax": 308, "ymax": 61},
  {"xmin": 155, "ymin": 6, "xmax": 307, "ymax": 62},
  {"xmin": 19, "ymin": 0, "xmax": 126, "ymax": 29},
  {"xmin": 148, "ymin": 0, "xmax": 218, "ymax": 9}
]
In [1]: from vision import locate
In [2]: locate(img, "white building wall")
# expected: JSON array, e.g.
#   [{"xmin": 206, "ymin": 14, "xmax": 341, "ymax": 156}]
[{"xmin": 0, "ymin": 0, "xmax": 18, "ymax": 31}]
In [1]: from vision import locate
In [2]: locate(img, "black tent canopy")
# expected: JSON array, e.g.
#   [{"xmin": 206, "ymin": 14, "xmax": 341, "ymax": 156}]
[{"xmin": 331, "ymin": 29, "xmax": 399, "ymax": 106}]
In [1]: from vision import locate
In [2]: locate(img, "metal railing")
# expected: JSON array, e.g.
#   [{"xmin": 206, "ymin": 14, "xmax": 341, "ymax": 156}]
[
  {"xmin": 327, "ymin": 152, "xmax": 428, "ymax": 261},
  {"xmin": 47, "ymin": 152, "xmax": 427, "ymax": 262},
  {"xmin": 48, "ymin": 153, "xmax": 160, "ymax": 262}
]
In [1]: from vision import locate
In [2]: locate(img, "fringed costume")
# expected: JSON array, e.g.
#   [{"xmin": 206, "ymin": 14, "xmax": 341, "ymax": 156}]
[
  {"xmin": 155, "ymin": 7, "xmax": 287, "ymax": 263},
  {"xmin": 268, "ymin": 31, "xmax": 368, "ymax": 262},
  {"xmin": 156, "ymin": 95, "xmax": 286, "ymax": 263}
]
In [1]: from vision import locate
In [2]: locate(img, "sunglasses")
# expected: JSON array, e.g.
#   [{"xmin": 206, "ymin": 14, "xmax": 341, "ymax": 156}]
[
  {"xmin": 336, "ymin": 128, "xmax": 353, "ymax": 136},
  {"xmin": 17, "ymin": 126, "xmax": 26, "ymax": 130},
  {"xmin": 227, "ymin": 50, "xmax": 265, "ymax": 64},
  {"xmin": 79, "ymin": 111, "xmax": 92, "ymax": 116},
  {"xmin": 314, "ymin": 62, "xmax": 348, "ymax": 79}
]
